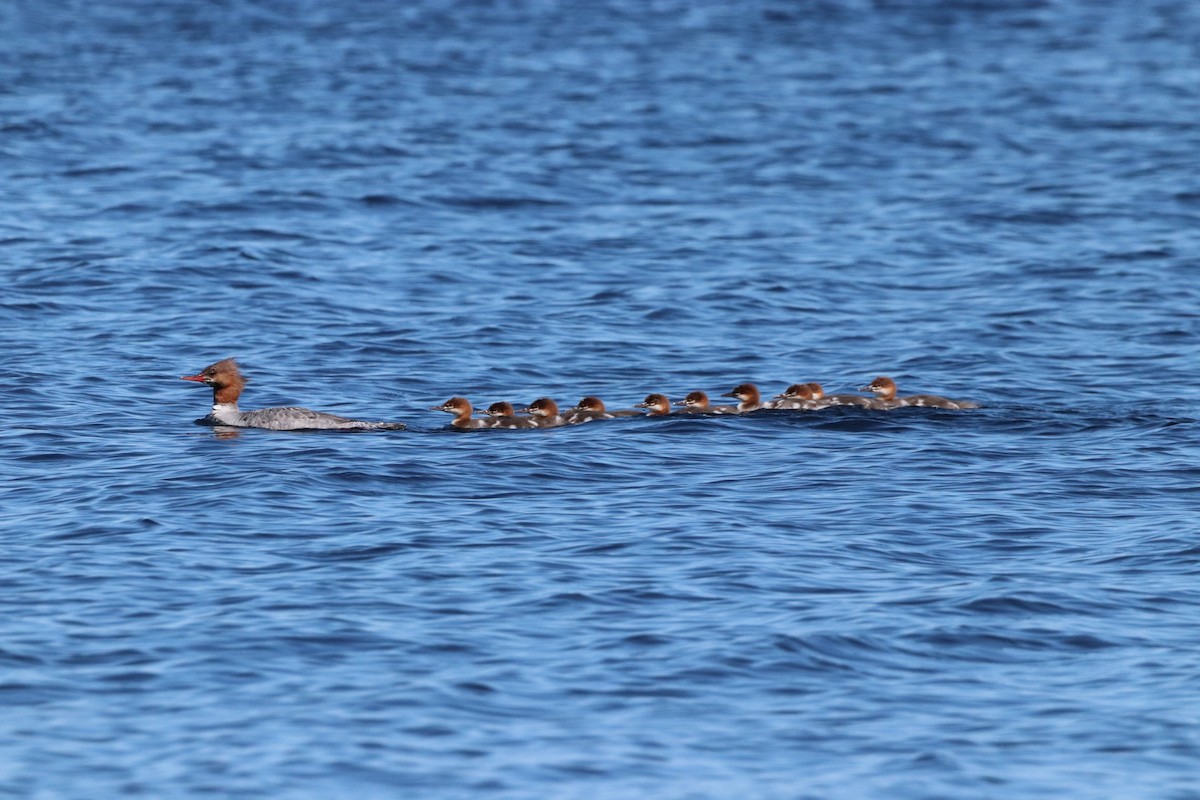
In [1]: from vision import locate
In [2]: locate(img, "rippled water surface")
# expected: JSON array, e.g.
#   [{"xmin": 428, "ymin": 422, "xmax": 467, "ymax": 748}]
[{"xmin": 2, "ymin": 1, "xmax": 1199, "ymax": 797}]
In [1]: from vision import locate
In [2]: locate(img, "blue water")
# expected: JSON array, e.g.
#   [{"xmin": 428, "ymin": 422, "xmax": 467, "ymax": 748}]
[{"xmin": 2, "ymin": 1, "xmax": 1199, "ymax": 797}]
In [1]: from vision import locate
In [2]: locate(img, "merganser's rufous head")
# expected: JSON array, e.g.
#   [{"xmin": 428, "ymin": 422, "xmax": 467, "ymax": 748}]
[
  {"xmin": 675, "ymin": 390, "xmax": 710, "ymax": 410},
  {"xmin": 722, "ymin": 383, "xmax": 760, "ymax": 403},
  {"xmin": 476, "ymin": 401, "xmax": 517, "ymax": 416},
  {"xmin": 634, "ymin": 393, "xmax": 671, "ymax": 415},
  {"xmin": 181, "ymin": 357, "xmax": 246, "ymax": 405},
  {"xmin": 861, "ymin": 376, "xmax": 898, "ymax": 400},
  {"xmin": 431, "ymin": 397, "xmax": 473, "ymax": 415},
  {"xmin": 805, "ymin": 382, "xmax": 825, "ymax": 400},
  {"xmin": 775, "ymin": 383, "xmax": 813, "ymax": 400},
  {"xmin": 522, "ymin": 398, "xmax": 559, "ymax": 418},
  {"xmin": 573, "ymin": 396, "xmax": 607, "ymax": 413},
  {"xmin": 431, "ymin": 397, "xmax": 479, "ymax": 428}
]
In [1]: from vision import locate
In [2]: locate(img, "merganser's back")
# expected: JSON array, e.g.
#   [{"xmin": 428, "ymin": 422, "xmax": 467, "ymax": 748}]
[
  {"xmin": 674, "ymin": 391, "xmax": 737, "ymax": 414},
  {"xmin": 522, "ymin": 398, "xmax": 565, "ymax": 428},
  {"xmin": 771, "ymin": 383, "xmax": 820, "ymax": 410},
  {"xmin": 583, "ymin": 396, "xmax": 642, "ymax": 418},
  {"xmin": 181, "ymin": 358, "xmax": 405, "ymax": 431},
  {"xmin": 862, "ymin": 376, "xmax": 979, "ymax": 410},
  {"xmin": 800, "ymin": 380, "xmax": 877, "ymax": 409},
  {"xmin": 559, "ymin": 395, "xmax": 619, "ymax": 422},
  {"xmin": 474, "ymin": 401, "xmax": 537, "ymax": 429},
  {"xmin": 721, "ymin": 383, "xmax": 764, "ymax": 413}
]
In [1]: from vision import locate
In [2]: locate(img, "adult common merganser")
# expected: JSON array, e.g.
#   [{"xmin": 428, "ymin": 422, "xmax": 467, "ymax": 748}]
[
  {"xmin": 181, "ymin": 358, "xmax": 405, "ymax": 431},
  {"xmin": 634, "ymin": 393, "xmax": 672, "ymax": 416},
  {"xmin": 521, "ymin": 398, "xmax": 565, "ymax": 427},
  {"xmin": 674, "ymin": 391, "xmax": 736, "ymax": 414},
  {"xmin": 475, "ymin": 401, "xmax": 538, "ymax": 429},
  {"xmin": 721, "ymin": 383, "xmax": 764, "ymax": 413},
  {"xmin": 862, "ymin": 376, "xmax": 980, "ymax": 409},
  {"xmin": 431, "ymin": 397, "xmax": 493, "ymax": 429}
]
